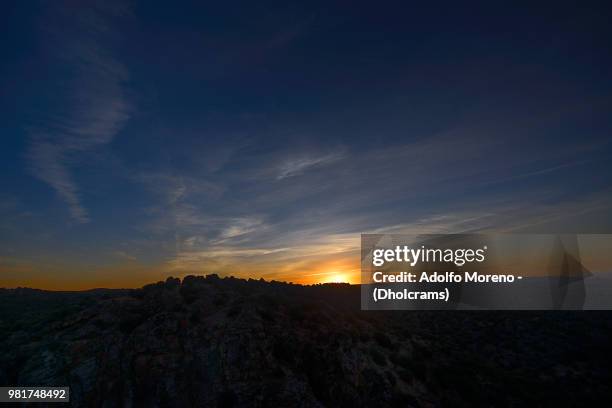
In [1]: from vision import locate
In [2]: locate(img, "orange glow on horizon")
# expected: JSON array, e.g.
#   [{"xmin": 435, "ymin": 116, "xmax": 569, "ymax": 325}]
[
  {"xmin": 309, "ymin": 271, "xmax": 356, "ymax": 284},
  {"xmin": 1, "ymin": 248, "xmax": 363, "ymax": 290},
  {"xmin": 287, "ymin": 258, "xmax": 360, "ymax": 285}
]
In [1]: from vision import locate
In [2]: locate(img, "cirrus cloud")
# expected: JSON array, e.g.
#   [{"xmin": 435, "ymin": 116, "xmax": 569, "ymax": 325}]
[{"xmin": 26, "ymin": 1, "xmax": 131, "ymax": 223}]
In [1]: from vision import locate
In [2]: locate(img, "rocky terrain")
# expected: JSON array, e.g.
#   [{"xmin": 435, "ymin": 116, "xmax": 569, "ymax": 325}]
[{"xmin": 1, "ymin": 275, "xmax": 612, "ymax": 407}]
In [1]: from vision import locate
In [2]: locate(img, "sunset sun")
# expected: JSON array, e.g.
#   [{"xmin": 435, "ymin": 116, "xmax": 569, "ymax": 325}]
[{"xmin": 320, "ymin": 272, "xmax": 352, "ymax": 284}]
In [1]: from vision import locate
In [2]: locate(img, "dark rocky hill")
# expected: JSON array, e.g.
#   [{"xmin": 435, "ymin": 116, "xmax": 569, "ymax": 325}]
[{"xmin": 1, "ymin": 275, "xmax": 611, "ymax": 407}]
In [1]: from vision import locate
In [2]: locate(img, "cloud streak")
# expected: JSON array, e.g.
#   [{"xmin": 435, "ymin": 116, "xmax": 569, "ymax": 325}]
[
  {"xmin": 276, "ymin": 152, "xmax": 344, "ymax": 180},
  {"xmin": 27, "ymin": 2, "xmax": 131, "ymax": 223}
]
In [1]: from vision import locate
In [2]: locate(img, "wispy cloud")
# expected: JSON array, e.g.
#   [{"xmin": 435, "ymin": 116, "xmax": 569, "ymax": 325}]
[
  {"xmin": 276, "ymin": 152, "xmax": 344, "ymax": 180},
  {"xmin": 214, "ymin": 217, "xmax": 264, "ymax": 242},
  {"xmin": 148, "ymin": 127, "xmax": 612, "ymax": 282},
  {"xmin": 26, "ymin": 2, "xmax": 131, "ymax": 223},
  {"xmin": 125, "ymin": 112, "xmax": 612, "ymax": 283}
]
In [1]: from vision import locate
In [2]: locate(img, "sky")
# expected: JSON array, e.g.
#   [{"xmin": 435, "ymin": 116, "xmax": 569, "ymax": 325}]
[{"xmin": 1, "ymin": 1, "xmax": 612, "ymax": 289}]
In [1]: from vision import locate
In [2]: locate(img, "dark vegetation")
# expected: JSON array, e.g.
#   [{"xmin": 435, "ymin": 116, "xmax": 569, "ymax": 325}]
[{"xmin": 1, "ymin": 276, "xmax": 611, "ymax": 407}]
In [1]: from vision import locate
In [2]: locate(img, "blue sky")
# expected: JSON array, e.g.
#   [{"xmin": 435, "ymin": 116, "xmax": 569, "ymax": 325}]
[{"xmin": 1, "ymin": 1, "xmax": 612, "ymax": 288}]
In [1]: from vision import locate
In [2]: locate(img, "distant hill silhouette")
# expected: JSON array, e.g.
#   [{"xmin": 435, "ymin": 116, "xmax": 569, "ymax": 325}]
[{"xmin": 1, "ymin": 275, "xmax": 612, "ymax": 407}]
